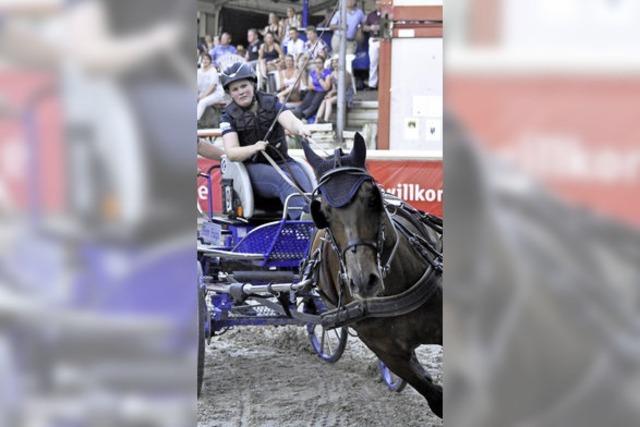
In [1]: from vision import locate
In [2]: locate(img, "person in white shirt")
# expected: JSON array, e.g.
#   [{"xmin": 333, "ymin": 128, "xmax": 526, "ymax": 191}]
[
  {"xmin": 303, "ymin": 26, "xmax": 328, "ymax": 61},
  {"xmin": 197, "ymin": 53, "xmax": 226, "ymax": 120},
  {"xmin": 285, "ymin": 27, "xmax": 305, "ymax": 60}
]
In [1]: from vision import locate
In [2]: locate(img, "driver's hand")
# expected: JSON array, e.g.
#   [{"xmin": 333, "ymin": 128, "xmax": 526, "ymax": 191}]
[
  {"xmin": 299, "ymin": 126, "xmax": 312, "ymax": 139},
  {"xmin": 254, "ymin": 140, "xmax": 269, "ymax": 152}
]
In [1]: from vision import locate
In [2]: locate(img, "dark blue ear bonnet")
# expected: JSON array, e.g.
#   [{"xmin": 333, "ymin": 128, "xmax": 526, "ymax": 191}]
[{"xmin": 301, "ymin": 134, "xmax": 372, "ymax": 208}]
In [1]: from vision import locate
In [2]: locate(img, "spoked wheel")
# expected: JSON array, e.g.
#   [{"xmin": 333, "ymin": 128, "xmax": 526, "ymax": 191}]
[
  {"xmin": 307, "ymin": 323, "xmax": 348, "ymax": 363},
  {"xmin": 303, "ymin": 298, "xmax": 348, "ymax": 362},
  {"xmin": 378, "ymin": 360, "xmax": 407, "ymax": 392},
  {"xmin": 197, "ymin": 263, "xmax": 208, "ymax": 398}
]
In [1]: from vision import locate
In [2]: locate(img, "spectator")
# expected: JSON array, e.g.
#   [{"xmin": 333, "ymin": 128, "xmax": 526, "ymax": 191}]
[
  {"xmin": 285, "ymin": 27, "xmax": 305, "ymax": 59},
  {"xmin": 282, "ymin": 7, "xmax": 302, "ymax": 46},
  {"xmin": 261, "ymin": 13, "xmax": 284, "ymax": 44},
  {"xmin": 211, "ymin": 32, "xmax": 237, "ymax": 67},
  {"xmin": 245, "ymin": 28, "xmax": 262, "ymax": 69},
  {"xmin": 258, "ymin": 31, "xmax": 283, "ymax": 81},
  {"xmin": 304, "ymin": 26, "xmax": 329, "ymax": 61},
  {"xmin": 236, "ymin": 45, "xmax": 246, "ymax": 59},
  {"xmin": 296, "ymin": 54, "xmax": 310, "ymax": 93},
  {"xmin": 293, "ymin": 58, "xmax": 331, "ymax": 121},
  {"xmin": 197, "ymin": 43, "xmax": 208, "ymax": 68},
  {"xmin": 363, "ymin": 0, "xmax": 383, "ymax": 90},
  {"xmin": 197, "ymin": 53, "xmax": 226, "ymax": 121},
  {"xmin": 277, "ymin": 55, "xmax": 303, "ymax": 104},
  {"xmin": 315, "ymin": 56, "xmax": 354, "ymax": 123},
  {"xmin": 204, "ymin": 34, "xmax": 215, "ymax": 53},
  {"xmin": 329, "ymin": 0, "xmax": 365, "ymax": 55}
]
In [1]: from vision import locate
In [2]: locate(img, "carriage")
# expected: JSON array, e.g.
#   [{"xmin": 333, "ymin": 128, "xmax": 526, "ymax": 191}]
[{"xmin": 196, "ymin": 153, "xmax": 407, "ymax": 396}]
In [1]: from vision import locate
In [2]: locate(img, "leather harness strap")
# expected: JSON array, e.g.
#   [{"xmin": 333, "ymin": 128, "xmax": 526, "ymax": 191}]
[{"xmin": 320, "ymin": 258, "xmax": 440, "ymax": 329}]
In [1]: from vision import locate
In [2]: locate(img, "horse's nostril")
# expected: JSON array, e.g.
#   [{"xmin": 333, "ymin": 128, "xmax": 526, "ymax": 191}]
[{"xmin": 368, "ymin": 273, "xmax": 379, "ymax": 289}]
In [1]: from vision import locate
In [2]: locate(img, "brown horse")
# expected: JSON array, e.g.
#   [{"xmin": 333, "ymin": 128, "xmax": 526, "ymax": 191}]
[{"xmin": 302, "ymin": 134, "xmax": 443, "ymax": 418}]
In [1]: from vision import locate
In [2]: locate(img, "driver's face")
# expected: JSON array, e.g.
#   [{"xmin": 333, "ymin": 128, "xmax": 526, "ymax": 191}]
[{"xmin": 228, "ymin": 80, "xmax": 254, "ymax": 107}]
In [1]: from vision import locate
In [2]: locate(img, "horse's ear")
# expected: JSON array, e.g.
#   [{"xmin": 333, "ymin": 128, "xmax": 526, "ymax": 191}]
[
  {"xmin": 301, "ymin": 139, "xmax": 323, "ymax": 171},
  {"xmin": 350, "ymin": 133, "xmax": 367, "ymax": 167},
  {"xmin": 310, "ymin": 199, "xmax": 329, "ymax": 229}
]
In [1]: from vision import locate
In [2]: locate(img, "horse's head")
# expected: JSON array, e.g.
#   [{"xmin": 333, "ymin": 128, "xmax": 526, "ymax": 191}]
[{"xmin": 302, "ymin": 134, "xmax": 386, "ymax": 299}]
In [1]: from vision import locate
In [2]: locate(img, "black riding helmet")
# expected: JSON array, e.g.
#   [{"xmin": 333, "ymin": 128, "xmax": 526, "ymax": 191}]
[{"xmin": 220, "ymin": 62, "xmax": 257, "ymax": 92}]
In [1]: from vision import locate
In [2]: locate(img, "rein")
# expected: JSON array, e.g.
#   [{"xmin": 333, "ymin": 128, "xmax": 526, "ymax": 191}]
[{"xmin": 258, "ymin": 1, "xmax": 342, "ymax": 200}]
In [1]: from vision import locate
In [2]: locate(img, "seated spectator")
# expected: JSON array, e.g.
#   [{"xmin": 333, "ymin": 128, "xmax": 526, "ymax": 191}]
[
  {"xmin": 296, "ymin": 54, "xmax": 310, "ymax": 93},
  {"xmin": 197, "ymin": 53, "xmax": 226, "ymax": 121},
  {"xmin": 293, "ymin": 58, "xmax": 331, "ymax": 121},
  {"xmin": 245, "ymin": 28, "xmax": 262, "ymax": 70},
  {"xmin": 261, "ymin": 13, "xmax": 284, "ymax": 44},
  {"xmin": 315, "ymin": 56, "xmax": 355, "ymax": 123},
  {"xmin": 197, "ymin": 43, "xmax": 208, "ymax": 68},
  {"xmin": 236, "ymin": 45, "xmax": 246, "ymax": 59},
  {"xmin": 277, "ymin": 55, "xmax": 303, "ymax": 104},
  {"xmin": 258, "ymin": 31, "xmax": 283, "ymax": 81},
  {"xmin": 283, "ymin": 7, "xmax": 302, "ymax": 44},
  {"xmin": 285, "ymin": 27, "xmax": 305, "ymax": 60},
  {"xmin": 211, "ymin": 32, "xmax": 237, "ymax": 67},
  {"xmin": 204, "ymin": 34, "xmax": 216, "ymax": 53},
  {"xmin": 304, "ymin": 26, "xmax": 328, "ymax": 61}
]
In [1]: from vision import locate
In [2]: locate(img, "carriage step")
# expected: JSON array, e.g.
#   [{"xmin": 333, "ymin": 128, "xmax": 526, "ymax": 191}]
[{"xmin": 229, "ymin": 304, "xmax": 279, "ymax": 317}]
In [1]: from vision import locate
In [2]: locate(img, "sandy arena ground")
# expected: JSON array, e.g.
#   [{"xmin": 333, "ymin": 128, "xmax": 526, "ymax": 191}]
[{"xmin": 198, "ymin": 325, "xmax": 442, "ymax": 427}]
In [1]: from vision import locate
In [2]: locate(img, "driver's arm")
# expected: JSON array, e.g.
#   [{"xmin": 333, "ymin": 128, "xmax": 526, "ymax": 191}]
[
  {"xmin": 277, "ymin": 110, "xmax": 310, "ymax": 138},
  {"xmin": 222, "ymin": 131, "xmax": 266, "ymax": 162}
]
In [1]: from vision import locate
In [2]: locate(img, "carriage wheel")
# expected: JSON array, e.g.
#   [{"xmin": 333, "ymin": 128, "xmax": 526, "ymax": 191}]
[
  {"xmin": 306, "ymin": 323, "xmax": 348, "ymax": 363},
  {"xmin": 303, "ymin": 299, "xmax": 348, "ymax": 363},
  {"xmin": 378, "ymin": 360, "xmax": 407, "ymax": 392},
  {"xmin": 197, "ymin": 264, "xmax": 208, "ymax": 398}
]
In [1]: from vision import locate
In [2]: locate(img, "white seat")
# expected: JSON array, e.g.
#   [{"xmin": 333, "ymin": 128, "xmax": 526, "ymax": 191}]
[{"xmin": 220, "ymin": 156, "xmax": 317, "ymax": 219}]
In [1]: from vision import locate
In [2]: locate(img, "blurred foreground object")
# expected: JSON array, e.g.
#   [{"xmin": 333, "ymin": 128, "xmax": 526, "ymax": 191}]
[
  {"xmin": 447, "ymin": 0, "xmax": 640, "ymax": 227},
  {"xmin": 0, "ymin": 1, "xmax": 196, "ymax": 426},
  {"xmin": 445, "ymin": 116, "xmax": 640, "ymax": 427},
  {"xmin": 445, "ymin": 0, "xmax": 640, "ymax": 425}
]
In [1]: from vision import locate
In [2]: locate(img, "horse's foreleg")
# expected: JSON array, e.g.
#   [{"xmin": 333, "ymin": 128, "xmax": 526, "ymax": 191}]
[{"xmin": 380, "ymin": 351, "xmax": 443, "ymax": 418}]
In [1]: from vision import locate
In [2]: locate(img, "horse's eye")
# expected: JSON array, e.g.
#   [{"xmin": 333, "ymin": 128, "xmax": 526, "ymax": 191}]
[{"xmin": 368, "ymin": 192, "xmax": 381, "ymax": 209}]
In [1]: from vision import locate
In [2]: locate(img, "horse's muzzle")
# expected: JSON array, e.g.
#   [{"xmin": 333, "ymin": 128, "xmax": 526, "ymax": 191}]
[{"xmin": 350, "ymin": 272, "xmax": 383, "ymax": 298}]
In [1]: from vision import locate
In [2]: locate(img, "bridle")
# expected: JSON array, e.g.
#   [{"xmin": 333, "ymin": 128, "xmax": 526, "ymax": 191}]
[
  {"xmin": 307, "ymin": 161, "xmax": 443, "ymax": 328},
  {"xmin": 312, "ymin": 164, "xmax": 401, "ymax": 291}
]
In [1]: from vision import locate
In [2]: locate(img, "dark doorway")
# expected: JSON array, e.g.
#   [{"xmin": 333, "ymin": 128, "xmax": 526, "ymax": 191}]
[{"xmin": 219, "ymin": 8, "xmax": 267, "ymax": 49}]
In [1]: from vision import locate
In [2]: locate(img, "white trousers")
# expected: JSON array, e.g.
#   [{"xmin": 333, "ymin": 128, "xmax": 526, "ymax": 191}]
[
  {"xmin": 197, "ymin": 91, "xmax": 226, "ymax": 120},
  {"xmin": 368, "ymin": 37, "xmax": 380, "ymax": 88}
]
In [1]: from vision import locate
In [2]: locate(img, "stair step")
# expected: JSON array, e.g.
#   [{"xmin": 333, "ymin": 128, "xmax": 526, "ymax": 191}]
[{"xmin": 351, "ymin": 100, "xmax": 378, "ymax": 109}]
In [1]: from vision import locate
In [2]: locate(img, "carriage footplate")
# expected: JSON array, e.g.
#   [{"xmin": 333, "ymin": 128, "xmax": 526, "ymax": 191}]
[
  {"xmin": 320, "ymin": 303, "xmax": 366, "ymax": 329},
  {"xmin": 232, "ymin": 305, "xmax": 258, "ymax": 316},
  {"xmin": 229, "ymin": 301, "xmax": 283, "ymax": 318}
]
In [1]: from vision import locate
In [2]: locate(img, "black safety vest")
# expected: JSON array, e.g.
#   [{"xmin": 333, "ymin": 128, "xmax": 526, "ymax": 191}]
[{"xmin": 225, "ymin": 92, "xmax": 289, "ymax": 164}]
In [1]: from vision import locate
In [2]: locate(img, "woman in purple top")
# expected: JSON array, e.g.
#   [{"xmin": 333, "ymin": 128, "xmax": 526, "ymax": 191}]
[
  {"xmin": 315, "ymin": 56, "xmax": 355, "ymax": 123},
  {"xmin": 292, "ymin": 58, "xmax": 331, "ymax": 120}
]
